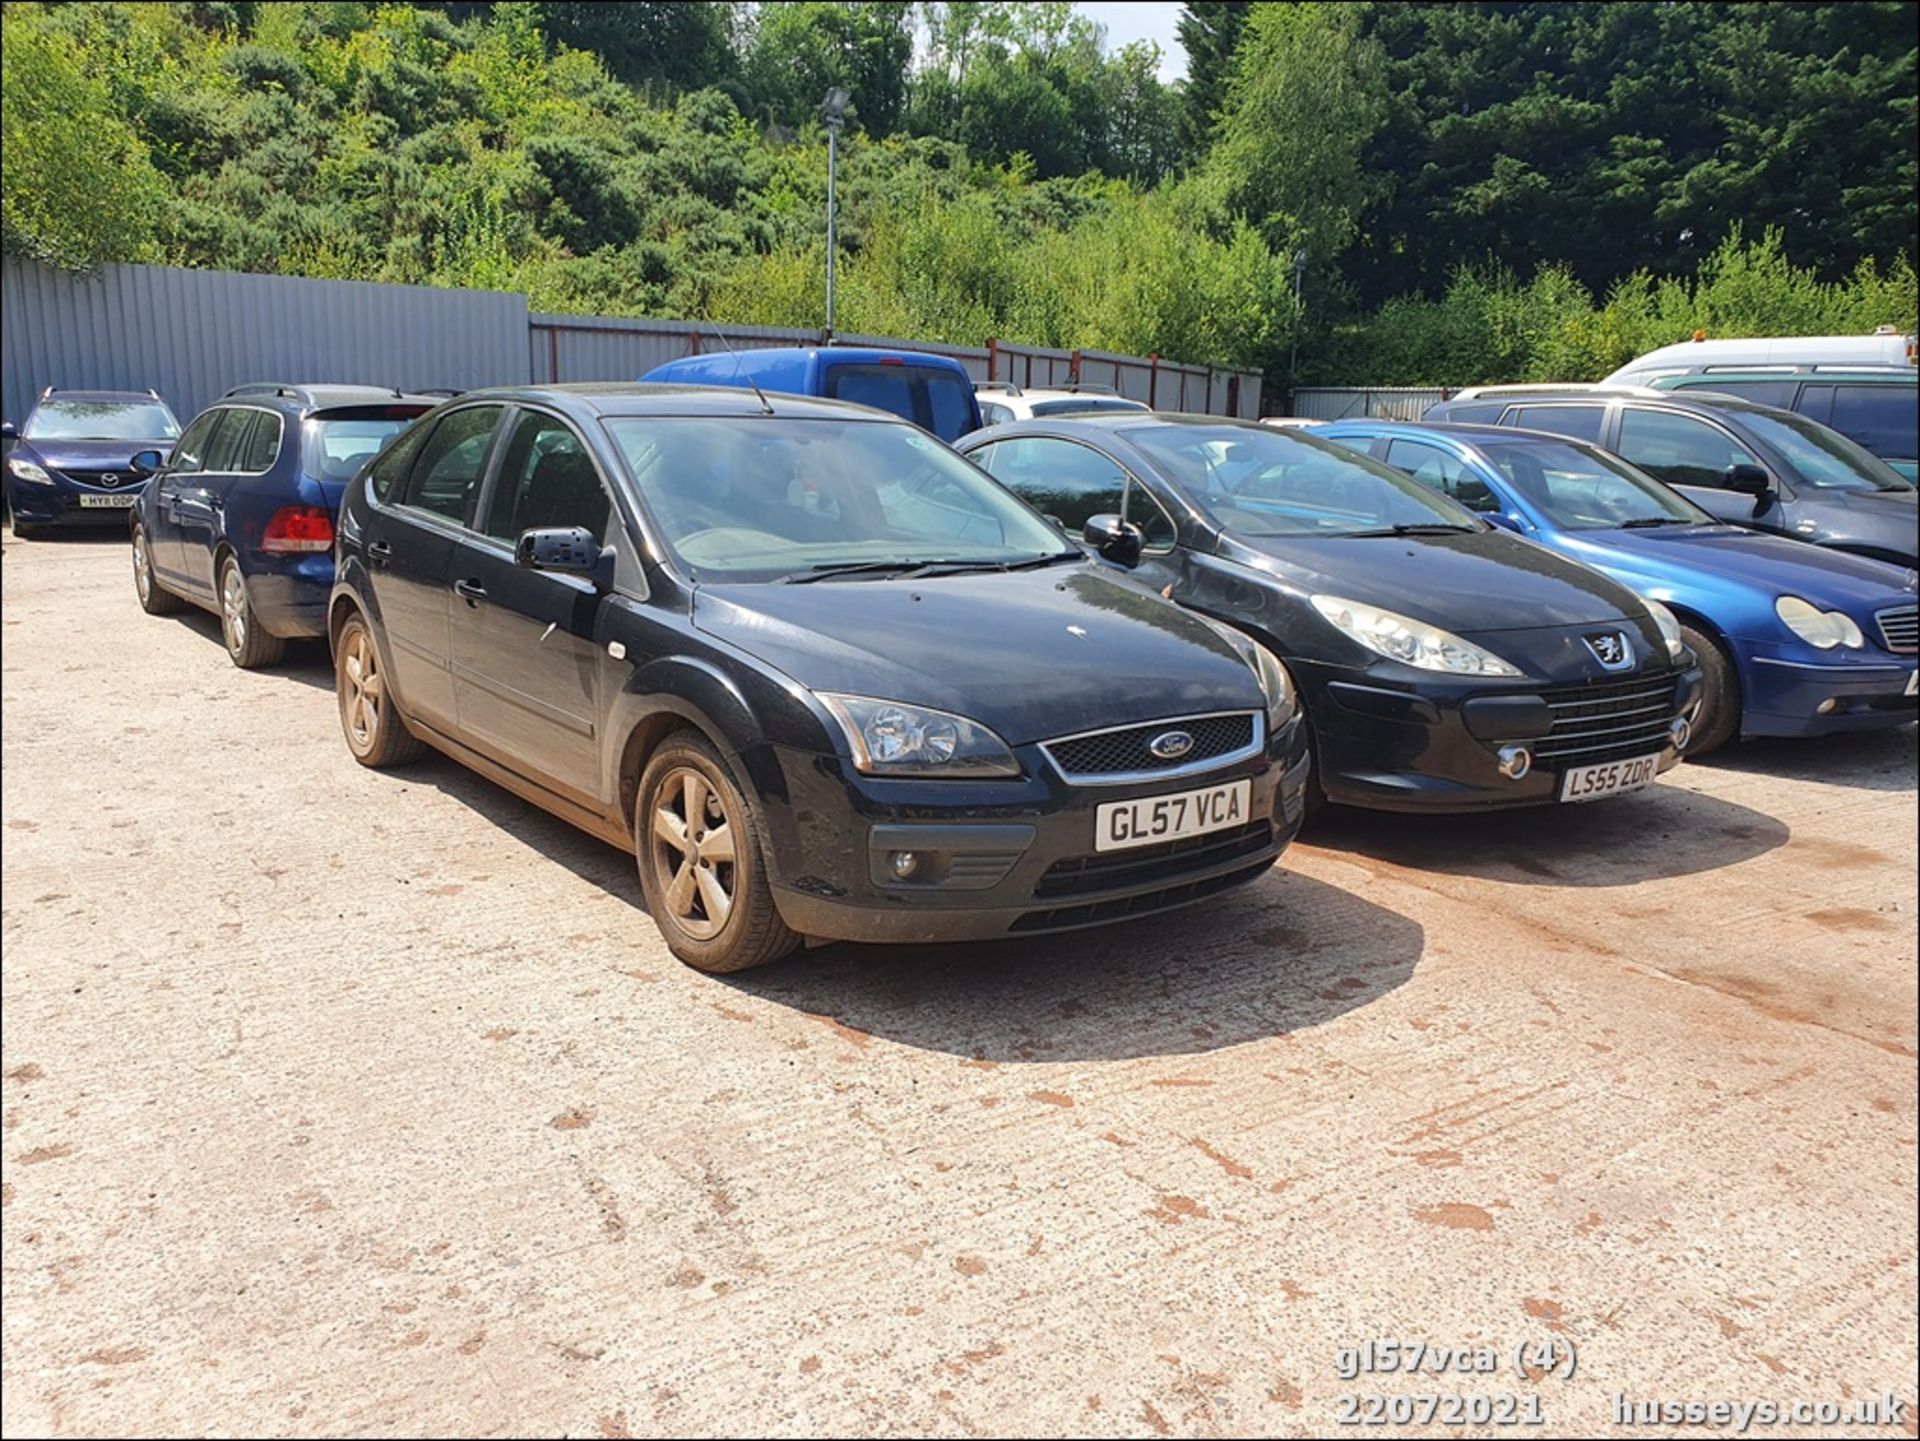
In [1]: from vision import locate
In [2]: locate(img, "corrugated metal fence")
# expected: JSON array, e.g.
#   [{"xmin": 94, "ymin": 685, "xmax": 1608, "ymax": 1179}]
[
  {"xmin": 1287, "ymin": 386, "xmax": 1455, "ymax": 421},
  {"xmin": 1, "ymin": 258, "xmax": 1262, "ymax": 427}
]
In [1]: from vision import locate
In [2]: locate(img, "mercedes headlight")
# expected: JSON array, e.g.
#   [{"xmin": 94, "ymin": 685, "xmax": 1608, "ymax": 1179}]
[
  {"xmin": 1642, "ymin": 598, "xmax": 1687, "ymax": 661},
  {"xmin": 1775, "ymin": 595, "xmax": 1864, "ymax": 650},
  {"xmin": 6, "ymin": 456, "xmax": 53, "ymax": 485},
  {"xmin": 1310, "ymin": 594, "xmax": 1522, "ymax": 677},
  {"xmin": 819, "ymin": 694, "xmax": 1020, "ymax": 777}
]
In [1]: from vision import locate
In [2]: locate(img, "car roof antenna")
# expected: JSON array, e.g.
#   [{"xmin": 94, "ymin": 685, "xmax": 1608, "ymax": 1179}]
[{"xmin": 704, "ymin": 313, "xmax": 775, "ymax": 416}]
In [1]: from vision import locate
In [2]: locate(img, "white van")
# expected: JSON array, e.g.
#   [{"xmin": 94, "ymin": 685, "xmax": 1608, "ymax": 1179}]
[{"xmin": 1601, "ymin": 330, "xmax": 1916, "ymax": 386}]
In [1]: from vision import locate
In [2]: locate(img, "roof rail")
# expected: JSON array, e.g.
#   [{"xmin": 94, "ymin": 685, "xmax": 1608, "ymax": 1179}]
[
  {"xmin": 223, "ymin": 382, "xmax": 310, "ymax": 402},
  {"xmin": 40, "ymin": 386, "xmax": 55, "ymax": 400},
  {"xmin": 974, "ymin": 380, "xmax": 1022, "ymax": 396}
]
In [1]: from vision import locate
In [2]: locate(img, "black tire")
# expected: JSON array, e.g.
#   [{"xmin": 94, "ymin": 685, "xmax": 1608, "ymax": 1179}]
[
  {"xmin": 11, "ymin": 522, "xmax": 47, "ymax": 541},
  {"xmin": 1680, "ymin": 624, "xmax": 1740, "ymax": 755},
  {"xmin": 218, "ymin": 554, "xmax": 288, "ymax": 668},
  {"xmin": 335, "ymin": 610, "xmax": 426, "ymax": 768},
  {"xmin": 131, "ymin": 522, "xmax": 186, "ymax": 615},
  {"xmin": 635, "ymin": 729, "xmax": 800, "ymax": 974}
]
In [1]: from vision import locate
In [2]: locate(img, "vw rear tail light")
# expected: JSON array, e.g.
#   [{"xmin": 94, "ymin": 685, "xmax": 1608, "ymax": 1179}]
[{"xmin": 260, "ymin": 504, "xmax": 335, "ymax": 554}]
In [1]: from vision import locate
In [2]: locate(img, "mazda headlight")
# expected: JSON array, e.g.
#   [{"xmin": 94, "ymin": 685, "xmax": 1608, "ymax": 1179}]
[
  {"xmin": 6, "ymin": 456, "xmax": 53, "ymax": 485},
  {"xmin": 819, "ymin": 694, "xmax": 1020, "ymax": 777},
  {"xmin": 1310, "ymin": 594, "xmax": 1522, "ymax": 676},
  {"xmin": 1775, "ymin": 595, "xmax": 1864, "ymax": 650},
  {"xmin": 1642, "ymin": 598, "xmax": 1686, "ymax": 661}
]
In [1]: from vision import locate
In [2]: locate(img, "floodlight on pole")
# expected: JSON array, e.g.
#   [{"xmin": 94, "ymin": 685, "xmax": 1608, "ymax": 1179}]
[{"xmin": 821, "ymin": 88, "xmax": 851, "ymax": 344}]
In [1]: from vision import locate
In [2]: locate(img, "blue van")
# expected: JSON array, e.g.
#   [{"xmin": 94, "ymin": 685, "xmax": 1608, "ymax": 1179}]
[{"xmin": 640, "ymin": 347, "xmax": 984, "ymax": 443}]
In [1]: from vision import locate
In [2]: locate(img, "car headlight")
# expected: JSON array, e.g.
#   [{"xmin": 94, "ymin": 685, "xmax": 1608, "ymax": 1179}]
[
  {"xmin": 1642, "ymin": 598, "xmax": 1687, "ymax": 661},
  {"xmin": 1775, "ymin": 595, "xmax": 1864, "ymax": 650},
  {"xmin": 6, "ymin": 456, "xmax": 54, "ymax": 485},
  {"xmin": 1198, "ymin": 617, "xmax": 1299, "ymax": 731},
  {"xmin": 1310, "ymin": 594, "xmax": 1523, "ymax": 677},
  {"xmin": 818, "ymin": 694, "xmax": 1021, "ymax": 777}
]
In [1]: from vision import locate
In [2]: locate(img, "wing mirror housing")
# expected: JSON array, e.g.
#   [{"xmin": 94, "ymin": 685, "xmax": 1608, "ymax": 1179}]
[
  {"xmin": 515, "ymin": 526, "xmax": 604, "ymax": 580},
  {"xmin": 130, "ymin": 449, "xmax": 166, "ymax": 476},
  {"xmin": 0, "ymin": 421, "xmax": 16, "ymax": 441},
  {"xmin": 1724, "ymin": 463, "xmax": 1773, "ymax": 497},
  {"xmin": 1082, "ymin": 513, "xmax": 1144, "ymax": 566}
]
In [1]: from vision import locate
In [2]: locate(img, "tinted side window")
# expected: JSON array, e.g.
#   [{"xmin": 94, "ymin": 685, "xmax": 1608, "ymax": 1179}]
[
  {"xmin": 982, "ymin": 437, "xmax": 1126, "ymax": 532},
  {"xmin": 168, "ymin": 410, "xmax": 221, "ymax": 475},
  {"xmin": 979, "ymin": 402, "xmax": 1014, "ymax": 426},
  {"xmin": 484, "ymin": 412, "xmax": 611, "ymax": 544},
  {"xmin": 1435, "ymin": 402, "xmax": 1504, "ymax": 423},
  {"xmin": 237, "ymin": 411, "xmax": 283, "ymax": 473},
  {"xmin": 1616, "ymin": 408, "xmax": 1760, "ymax": 489},
  {"xmin": 924, "ymin": 374, "xmax": 976, "ymax": 440},
  {"xmin": 1678, "ymin": 379, "xmax": 1799, "ymax": 408},
  {"xmin": 1505, "ymin": 405, "xmax": 1606, "ymax": 443},
  {"xmin": 200, "ymin": 409, "xmax": 257, "ymax": 473},
  {"xmin": 403, "ymin": 406, "xmax": 503, "ymax": 524},
  {"xmin": 1823, "ymin": 385, "xmax": 1918, "ymax": 460},
  {"xmin": 1126, "ymin": 479, "xmax": 1178, "ymax": 551},
  {"xmin": 1383, "ymin": 437, "xmax": 1499, "ymax": 513},
  {"xmin": 367, "ymin": 422, "xmax": 430, "ymax": 502}
]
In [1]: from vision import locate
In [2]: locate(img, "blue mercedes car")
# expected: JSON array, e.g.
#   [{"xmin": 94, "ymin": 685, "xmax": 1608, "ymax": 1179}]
[
  {"xmin": 2, "ymin": 388, "xmax": 181, "ymax": 536},
  {"xmin": 130, "ymin": 384, "xmax": 436, "ymax": 667},
  {"xmin": 1318, "ymin": 420, "xmax": 1919, "ymax": 751}
]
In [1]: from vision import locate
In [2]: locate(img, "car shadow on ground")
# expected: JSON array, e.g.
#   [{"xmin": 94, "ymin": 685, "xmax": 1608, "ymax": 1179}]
[
  {"xmin": 389, "ymin": 749, "xmax": 1425, "ymax": 1062},
  {"xmin": 1303, "ymin": 776, "xmax": 1790, "ymax": 886},
  {"xmin": 728, "ymin": 869, "xmax": 1425, "ymax": 1062},
  {"xmin": 167, "ymin": 614, "xmax": 335, "ymax": 691},
  {"xmin": 1690, "ymin": 724, "xmax": 1918, "ymax": 795}
]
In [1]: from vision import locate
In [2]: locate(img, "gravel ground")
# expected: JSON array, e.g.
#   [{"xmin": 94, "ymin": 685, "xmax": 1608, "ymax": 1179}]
[{"xmin": 3, "ymin": 529, "xmax": 1915, "ymax": 1438}]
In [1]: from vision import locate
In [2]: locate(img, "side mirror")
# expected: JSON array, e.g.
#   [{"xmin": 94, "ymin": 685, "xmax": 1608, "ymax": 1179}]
[
  {"xmin": 130, "ymin": 449, "xmax": 166, "ymax": 476},
  {"xmin": 1724, "ymin": 463, "xmax": 1773, "ymax": 497},
  {"xmin": 1083, "ymin": 513, "xmax": 1143, "ymax": 566},
  {"xmin": 0, "ymin": 421, "xmax": 16, "ymax": 441},
  {"xmin": 515, "ymin": 526, "xmax": 601, "ymax": 578},
  {"xmin": 1483, "ymin": 512, "xmax": 1524, "ymax": 533}
]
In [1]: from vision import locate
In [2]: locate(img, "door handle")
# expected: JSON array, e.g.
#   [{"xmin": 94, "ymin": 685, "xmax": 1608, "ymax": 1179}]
[
  {"xmin": 367, "ymin": 539, "xmax": 392, "ymax": 567},
  {"xmin": 453, "ymin": 578, "xmax": 488, "ymax": 606}
]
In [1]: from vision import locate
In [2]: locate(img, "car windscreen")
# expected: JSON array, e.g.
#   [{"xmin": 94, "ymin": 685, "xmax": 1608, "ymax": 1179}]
[
  {"xmin": 1126, "ymin": 423, "xmax": 1484, "ymax": 537},
  {"xmin": 603, "ymin": 416, "xmax": 1076, "ymax": 582},
  {"xmin": 1476, "ymin": 439, "xmax": 1710, "ymax": 530},
  {"xmin": 1735, "ymin": 408, "xmax": 1913, "ymax": 492},
  {"xmin": 824, "ymin": 364, "xmax": 978, "ymax": 441},
  {"xmin": 300, "ymin": 406, "xmax": 433, "ymax": 483},
  {"xmin": 1029, "ymin": 398, "xmax": 1149, "ymax": 417},
  {"xmin": 25, "ymin": 400, "xmax": 179, "ymax": 441}
]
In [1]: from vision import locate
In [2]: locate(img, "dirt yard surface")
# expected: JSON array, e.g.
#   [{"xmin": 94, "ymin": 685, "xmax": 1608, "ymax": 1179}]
[{"xmin": 3, "ymin": 530, "xmax": 1915, "ymax": 1438}]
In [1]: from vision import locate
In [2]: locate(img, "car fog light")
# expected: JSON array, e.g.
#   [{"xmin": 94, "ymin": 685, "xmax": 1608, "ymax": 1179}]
[
  {"xmin": 1497, "ymin": 745, "xmax": 1532, "ymax": 780},
  {"xmin": 890, "ymin": 851, "xmax": 921, "ymax": 879},
  {"xmin": 1816, "ymin": 698, "xmax": 1839, "ymax": 715},
  {"xmin": 1669, "ymin": 715, "xmax": 1692, "ymax": 750}
]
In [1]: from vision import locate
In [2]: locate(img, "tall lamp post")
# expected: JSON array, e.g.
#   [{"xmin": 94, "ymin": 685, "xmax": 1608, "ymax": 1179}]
[
  {"xmin": 1289, "ymin": 250, "xmax": 1308, "ymax": 395},
  {"xmin": 821, "ymin": 87, "xmax": 850, "ymax": 345}
]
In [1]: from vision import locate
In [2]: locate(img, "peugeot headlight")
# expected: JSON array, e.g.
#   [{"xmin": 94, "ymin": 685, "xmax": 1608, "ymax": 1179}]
[
  {"xmin": 819, "ymin": 694, "xmax": 1020, "ymax": 777},
  {"xmin": 1775, "ymin": 595, "xmax": 1864, "ymax": 650},
  {"xmin": 1310, "ymin": 594, "xmax": 1523, "ymax": 677},
  {"xmin": 6, "ymin": 455, "xmax": 53, "ymax": 485},
  {"xmin": 1642, "ymin": 598, "xmax": 1687, "ymax": 661}
]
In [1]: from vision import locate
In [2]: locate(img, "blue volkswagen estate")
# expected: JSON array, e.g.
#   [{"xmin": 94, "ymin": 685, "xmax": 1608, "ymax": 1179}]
[
  {"xmin": 130, "ymin": 384, "xmax": 437, "ymax": 667},
  {"xmin": 1318, "ymin": 420, "xmax": 1919, "ymax": 751}
]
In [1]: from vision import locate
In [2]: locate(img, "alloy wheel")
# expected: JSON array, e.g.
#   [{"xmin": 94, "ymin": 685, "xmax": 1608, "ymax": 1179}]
[
  {"xmin": 650, "ymin": 766, "xmax": 737, "ymax": 941},
  {"xmin": 340, "ymin": 626, "xmax": 383, "ymax": 751},
  {"xmin": 132, "ymin": 529, "xmax": 152, "ymax": 605},
  {"xmin": 221, "ymin": 564, "xmax": 249, "ymax": 655}
]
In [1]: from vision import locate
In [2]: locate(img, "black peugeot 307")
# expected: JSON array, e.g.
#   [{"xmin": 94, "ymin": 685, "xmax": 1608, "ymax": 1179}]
[
  {"xmin": 956, "ymin": 415, "xmax": 1705, "ymax": 813},
  {"xmin": 328, "ymin": 384, "xmax": 1310, "ymax": 972}
]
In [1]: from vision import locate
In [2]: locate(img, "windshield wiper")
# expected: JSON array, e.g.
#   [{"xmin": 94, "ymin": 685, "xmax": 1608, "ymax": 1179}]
[
  {"xmin": 1339, "ymin": 522, "xmax": 1480, "ymax": 537},
  {"xmin": 1617, "ymin": 517, "xmax": 1696, "ymax": 529},
  {"xmin": 776, "ymin": 560, "xmax": 925, "ymax": 584},
  {"xmin": 904, "ymin": 553, "xmax": 1078, "ymax": 577}
]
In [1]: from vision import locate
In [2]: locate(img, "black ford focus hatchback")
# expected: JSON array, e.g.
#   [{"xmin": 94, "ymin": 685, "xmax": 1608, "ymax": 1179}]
[
  {"xmin": 328, "ymin": 385, "xmax": 1310, "ymax": 971},
  {"xmin": 959, "ymin": 415, "xmax": 1704, "ymax": 813}
]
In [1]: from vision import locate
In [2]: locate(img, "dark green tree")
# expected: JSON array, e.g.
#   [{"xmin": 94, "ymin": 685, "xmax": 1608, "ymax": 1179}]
[{"xmin": 1175, "ymin": 1, "xmax": 1249, "ymax": 151}]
